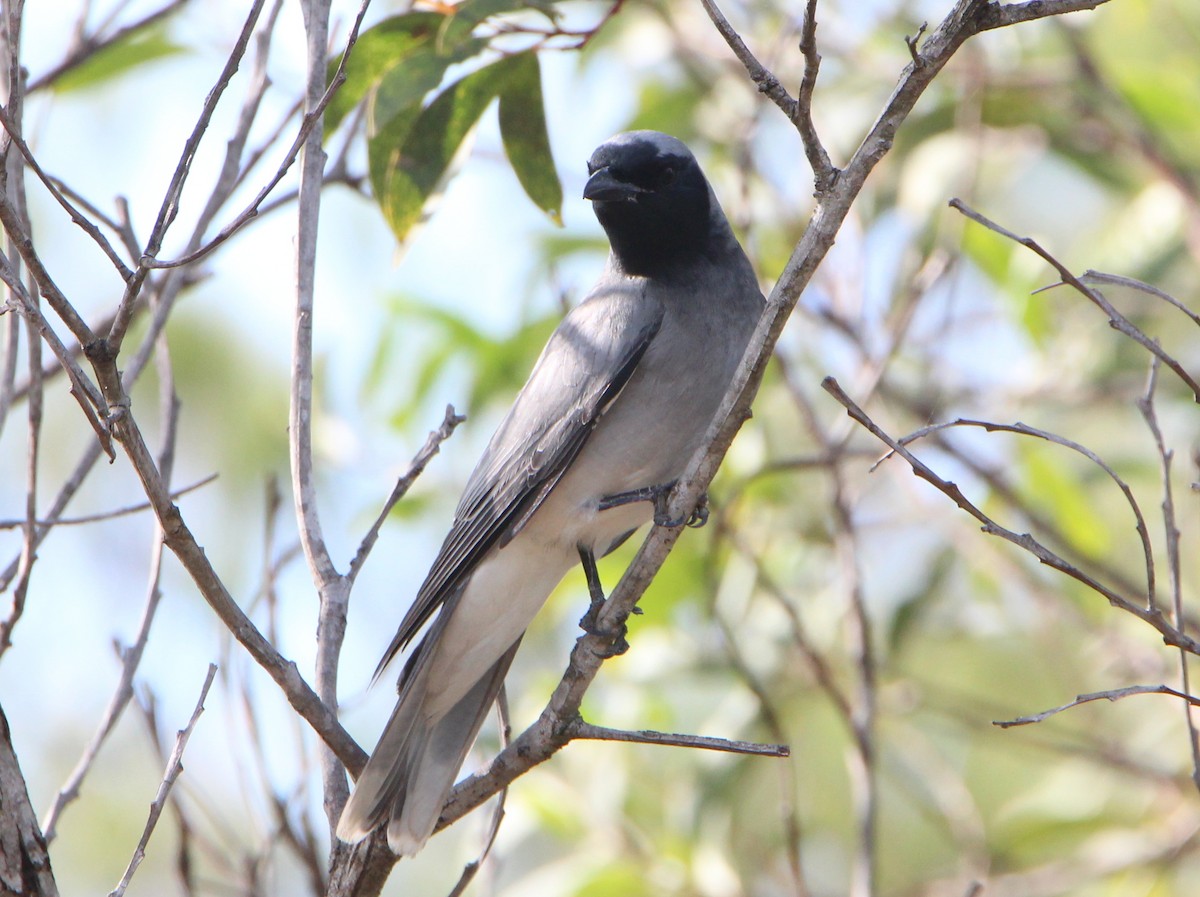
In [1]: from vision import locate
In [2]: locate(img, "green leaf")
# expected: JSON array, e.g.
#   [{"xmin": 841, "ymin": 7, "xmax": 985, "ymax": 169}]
[
  {"xmin": 326, "ymin": 12, "xmax": 486, "ymax": 134},
  {"xmin": 499, "ymin": 53, "xmax": 563, "ymax": 225},
  {"xmin": 326, "ymin": 13, "xmax": 439, "ymax": 132},
  {"xmin": 371, "ymin": 52, "xmax": 555, "ymax": 245},
  {"xmin": 53, "ymin": 25, "xmax": 184, "ymax": 93},
  {"xmin": 371, "ymin": 59, "xmax": 501, "ymax": 243}
]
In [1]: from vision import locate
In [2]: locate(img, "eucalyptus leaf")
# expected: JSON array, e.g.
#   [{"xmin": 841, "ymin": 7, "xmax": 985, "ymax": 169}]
[
  {"xmin": 499, "ymin": 53, "xmax": 563, "ymax": 225},
  {"xmin": 52, "ymin": 25, "xmax": 184, "ymax": 93}
]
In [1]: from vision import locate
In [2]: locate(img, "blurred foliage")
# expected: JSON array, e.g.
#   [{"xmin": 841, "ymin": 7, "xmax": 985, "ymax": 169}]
[
  {"xmin": 51, "ymin": 23, "xmax": 185, "ymax": 93},
  {"xmin": 370, "ymin": 1, "xmax": 1200, "ymax": 895},
  {"xmin": 5, "ymin": 0, "xmax": 1200, "ymax": 896}
]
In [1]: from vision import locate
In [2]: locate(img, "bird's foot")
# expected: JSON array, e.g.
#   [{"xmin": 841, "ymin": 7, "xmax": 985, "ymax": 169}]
[
  {"xmin": 579, "ymin": 603, "xmax": 629, "ymax": 658},
  {"xmin": 598, "ymin": 482, "xmax": 710, "ymax": 529}
]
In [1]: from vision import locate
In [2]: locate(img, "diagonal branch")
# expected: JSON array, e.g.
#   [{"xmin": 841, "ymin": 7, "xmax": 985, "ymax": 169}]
[
  {"xmin": 439, "ymin": 0, "xmax": 1115, "ymax": 832},
  {"xmin": 820, "ymin": 376, "xmax": 1200, "ymax": 655},
  {"xmin": 949, "ymin": 198, "xmax": 1200, "ymax": 401}
]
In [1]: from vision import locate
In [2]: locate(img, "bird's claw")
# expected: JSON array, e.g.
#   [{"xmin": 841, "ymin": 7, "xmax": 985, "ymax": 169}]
[
  {"xmin": 652, "ymin": 490, "xmax": 709, "ymax": 529},
  {"xmin": 579, "ymin": 603, "xmax": 629, "ymax": 657},
  {"xmin": 601, "ymin": 482, "xmax": 710, "ymax": 529}
]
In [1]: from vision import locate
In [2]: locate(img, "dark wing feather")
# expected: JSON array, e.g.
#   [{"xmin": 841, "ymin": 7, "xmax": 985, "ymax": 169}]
[{"xmin": 374, "ymin": 281, "xmax": 663, "ymax": 679}]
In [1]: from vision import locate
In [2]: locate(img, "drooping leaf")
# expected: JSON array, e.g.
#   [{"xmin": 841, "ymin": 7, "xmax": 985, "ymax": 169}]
[
  {"xmin": 370, "ymin": 58, "xmax": 501, "ymax": 243},
  {"xmin": 52, "ymin": 25, "xmax": 185, "ymax": 93},
  {"xmin": 499, "ymin": 52, "xmax": 563, "ymax": 225},
  {"xmin": 371, "ymin": 51, "xmax": 557, "ymax": 245}
]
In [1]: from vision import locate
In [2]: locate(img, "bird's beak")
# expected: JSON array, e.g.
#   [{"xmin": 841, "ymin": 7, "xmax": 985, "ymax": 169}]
[{"xmin": 584, "ymin": 167, "xmax": 643, "ymax": 202}]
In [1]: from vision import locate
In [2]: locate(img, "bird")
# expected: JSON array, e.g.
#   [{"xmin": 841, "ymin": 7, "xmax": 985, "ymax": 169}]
[{"xmin": 336, "ymin": 130, "xmax": 764, "ymax": 856}]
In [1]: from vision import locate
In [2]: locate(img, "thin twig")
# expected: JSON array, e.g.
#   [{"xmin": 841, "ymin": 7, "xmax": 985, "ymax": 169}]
[
  {"xmin": 820, "ymin": 376, "xmax": 1200, "ymax": 655},
  {"xmin": 1081, "ymin": 270, "xmax": 1200, "ymax": 329},
  {"xmin": 994, "ymin": 684, "xmax": 1200, "ymax": 728},
  {"xmin": 139, "ymin": 0, "xmax": 374, "ymax": 272},
  {"xmin": 347, "ymin": 405, "xmax": 466, "ymax": 584},
  {"xmin": 1136, "ymin": 358, "xmax": 1199, "ymax": 788},
  {"xmin": 796, "ymin": 0, "xmax": 837, "ymax": 192},
  {"xmin": 106, "ymin": 0, "xmax": 269, "ymax": 356},
  {"xmin": 883, "ymin": 416, "xmax": 1157, "ymax": 611},
  {"xmin": 109, "ymin": 663, "xmax": 217, "ymax": 897},
  {"xmin": 568, "ymin": 718, "xmax": 791, "ymax": 756},
  {"xmin": 0, "ymin": 103, "xmax": 134, "ymax": 279},
  {"xmin": 698, "ymin": 0, "xmax": 799, "ymax": 122},
  {"xmin": 949, "ymin": 198, "xmax": 1200, "ymax": 402},
  {"xmin": 0, "ymin": 473, "xmax": 217, "ymax": 530}
]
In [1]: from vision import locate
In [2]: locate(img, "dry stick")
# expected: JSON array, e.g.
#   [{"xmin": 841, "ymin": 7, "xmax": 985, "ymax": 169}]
[
  {"xmin": 109, "ymin": 664, "xmax": 218, "ymax": 897},
  {"xmin": 41, "ymin": 536, "xmax": 168, "ymax": 842},
  {"xmin": 948, "ymin": 198, "xmax": 1200, "ymax": 402},
  {"xmin": 0, "ymin": 103, "xmax": 133, "ymax": 279},
  {"xmin": 347, "ymin": 405, "xmax": 466, "ymax": 584},
  {"xmin": 698, "ymin": 0, "xmax": 798, "ymax": 121},
  {"xmin": 0, "ymin": 473, "xmax": 218, "ymax": 529},
  {"xmin": 1, "ymin": 297, "xmax": 41, "ymax": 662},
  {"xmin": 139, "ymin": 0, "xmax": 373, "ymax": 274},
  {"xmin": 43, "ymin": 317, "xmax": 183, "ymax": 841},
  {"xmin": 994, "ymin": 684, "xmax": 1200, "ymax": 729},
  {"xmin": 886, "ymin": 417, "xmax": 1158, "ymax": 610},
  {"xmin": 796, "ymin": 0, "xmax": 836, "ymax": 192},
  {"xmin": 568, "ymin": 719, "xmax": 789, "ymax": 756},
  {"xmin": 105, "ymin": 0, "xmax": 269, "ymax": 357},
  {"xmin": 1081, "ymin": 270, "xmax": 1200, "ymax": 329},
  {"xmin": 440, "ymin": 0, "xmax": 1116, "ymax": 834},
  {"xmin": 0, "ymin": 260, "xmax": 110, "ymax": 451},
  {"xmin": 820, "ymin": 376, "xmax": 1200, "ymax": 655},
  {"xmin": 1136, "ymin": 359, "xmax": 1199, "ymax": 787}
]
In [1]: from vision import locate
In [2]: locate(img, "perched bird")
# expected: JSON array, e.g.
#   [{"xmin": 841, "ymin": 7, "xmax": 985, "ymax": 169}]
[{"xmin": 337, "ymin": 130, "xmax": 764, "ymax": 855}]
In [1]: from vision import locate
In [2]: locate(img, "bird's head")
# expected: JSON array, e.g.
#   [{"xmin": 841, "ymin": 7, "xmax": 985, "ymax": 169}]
[{"xmin": 584, "ymin": 131, "xmax": 717, "ymax": 278}]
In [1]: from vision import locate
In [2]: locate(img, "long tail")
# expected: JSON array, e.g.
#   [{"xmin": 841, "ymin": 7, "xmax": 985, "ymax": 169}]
[{"xmin": 336, "ymin": 637, "xmax": 520, "ymax": 856}]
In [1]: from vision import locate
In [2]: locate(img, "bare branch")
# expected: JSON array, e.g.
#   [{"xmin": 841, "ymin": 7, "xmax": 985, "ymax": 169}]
[
  {"xmin": 0, "ymin": 473, "xmax": 217, "ymax": 530},
  {"xmin": 0, "ymin": 103, "xmax": 134, "ymax": 279},
  {"xmin": 820, "ymin": 376, "xmax": 1200, "ymax": 655},
  {"xmin": 568, "ymin": 719, "xmax": 791, "ymax": 757},
  {"xmin": 106, "ymin": 0, "xmax": 269, "ymax": 356},
  {"xmin": 1136, "ymin": 359, "xmax": 1199, "ymax": 787},
  {"xmin": 949, "ymin": 198, "xmax": 1200, "ymax": 402},
  {"xmin": 994, "ymin": 684, "xmax": 1200, "ymax": 729},
  {"xmin": 698, "ymin": 0, "xmax": 799, "ymax": 122},
  {"xmin": 796, "ymin": 0, "xmax": 837, "ymax": 192},
  {"xmin": 885, "ymin": 416, "xmax": 1158, "ymax": 611},
  {"xmin": 1081, "ymin": 269, "xmax": 1200, "ymax": 329},
  {"xmin": 347, "ymin": 405, "xmax": 466, "ymax": 584},
  {"xmin": 109, "ymin": 664, "xmax": 217, "ymax": 897},
  {"xmin": 41, "ymin": 539, "xmax": 169, "ymax": 842},
  {"xmin": 139, "ymin": 0, "xmax": 374, "ymax": 272}
]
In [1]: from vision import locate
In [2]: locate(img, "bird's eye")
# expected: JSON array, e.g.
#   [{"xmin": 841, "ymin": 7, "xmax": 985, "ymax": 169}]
[{"xmin": 658, "ymin": 166, "xmax": 677, "ymax": 188}]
